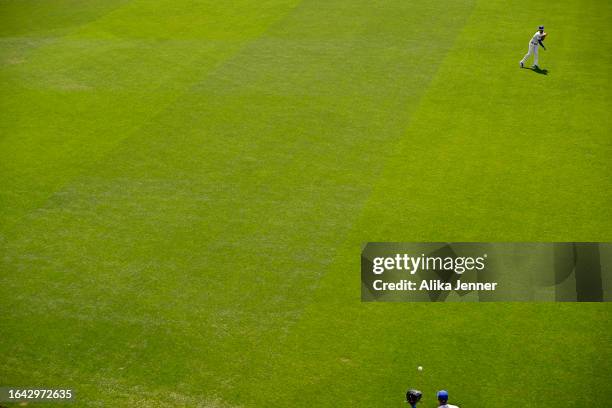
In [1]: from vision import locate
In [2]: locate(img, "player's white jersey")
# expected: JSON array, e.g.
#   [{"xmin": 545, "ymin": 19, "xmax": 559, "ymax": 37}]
[
  {"xmin": 530, "ymin": 31, "xmax": 543, "ymax": 44},
  {"xmin": 439, "ymin": 405, "xmax": 459, "ymax": 408}
]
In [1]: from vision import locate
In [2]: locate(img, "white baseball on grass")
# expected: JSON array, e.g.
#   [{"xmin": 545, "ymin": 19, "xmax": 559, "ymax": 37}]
[{"xmin": 417, "ymin": 366, "xmax": 423, "ymax": 371}]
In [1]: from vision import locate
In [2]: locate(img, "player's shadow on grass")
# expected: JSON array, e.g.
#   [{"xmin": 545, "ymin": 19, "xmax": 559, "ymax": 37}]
[{"xmin": 528, "ymin": 66, "xmax": 548, "ymax": 75}]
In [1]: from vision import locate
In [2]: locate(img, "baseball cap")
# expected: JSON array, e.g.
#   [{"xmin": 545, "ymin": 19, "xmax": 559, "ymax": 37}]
[
  {"xmin": 437, "ymin": 390, "xmax": 449, "ymax": 401},
  {"xmin": 538, "ymin": 25, "xmax": 545, "ymax": 30}
]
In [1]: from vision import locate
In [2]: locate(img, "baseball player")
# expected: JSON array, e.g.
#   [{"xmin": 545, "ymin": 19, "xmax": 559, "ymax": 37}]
[
  {"xmin": 437, "ymin": 390, "xmax": 459, "ymax": 408},
  {"xmin": 405, "ymin": 389, "xmax": 422, "ymax": 407},
  {"xmin": 520, "ymin": 25, "xmax": 547, "ymax": 69}
]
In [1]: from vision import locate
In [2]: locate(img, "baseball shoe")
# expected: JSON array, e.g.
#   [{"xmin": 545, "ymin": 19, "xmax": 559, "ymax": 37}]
[
  {"xmin": 520, "ymin": 61, "xmax": 524, "ymax": 68},
  {"xmin": 532, "ymin": 64, "xmax": 539, "ymax": 69}
]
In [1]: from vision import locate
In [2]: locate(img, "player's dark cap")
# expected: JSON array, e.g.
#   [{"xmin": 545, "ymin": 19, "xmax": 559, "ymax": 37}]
[
  {"xmin": 437, "ymin": 390, "xmax": 449, "ymax": 401},
  {"xmin": 538, "ymin": 25, "xmax": 544, "ymax": 30},
  {"xmin": 406, "ymin": 389, "xmax": 422, "ymax": 403}
]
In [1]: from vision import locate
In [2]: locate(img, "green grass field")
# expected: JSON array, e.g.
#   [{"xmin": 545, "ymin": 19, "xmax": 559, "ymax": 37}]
[{"xmin": 1, "ymin": 0, "xmax": 611, "ymax": 406}]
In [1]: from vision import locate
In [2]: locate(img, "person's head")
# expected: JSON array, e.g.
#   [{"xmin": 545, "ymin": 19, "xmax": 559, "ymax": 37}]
[
  {"xmin": 406, "ymin": 389, "xmax": 422, "ymax": 406},
  {"xmin": 538, "ymin": 25, "xmax": 545, "ymax": 33},
  {"xmin": 437, "ymin": 390, "xmax": 449, "ymax": 405}
]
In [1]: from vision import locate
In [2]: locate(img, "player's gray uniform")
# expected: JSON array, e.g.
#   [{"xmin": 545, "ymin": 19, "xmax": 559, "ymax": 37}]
[{"xmin": 520, "ymin": 31, "xmax": 544, "ymax": 66}]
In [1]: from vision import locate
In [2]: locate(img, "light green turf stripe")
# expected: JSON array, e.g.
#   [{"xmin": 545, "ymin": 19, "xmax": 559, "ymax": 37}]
[{"xmin": 241, "ymin": 1, "xmax": 485, "ymax": 404}]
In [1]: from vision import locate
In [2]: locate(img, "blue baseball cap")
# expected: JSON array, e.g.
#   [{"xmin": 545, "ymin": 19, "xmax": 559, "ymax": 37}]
[
  {"xmin": 437, "ymin": 390, "xmax": 449, "ymax": 401},
  {"xmin": 538, "ymin": 25, "xmax": 545, "ymax": 30}
]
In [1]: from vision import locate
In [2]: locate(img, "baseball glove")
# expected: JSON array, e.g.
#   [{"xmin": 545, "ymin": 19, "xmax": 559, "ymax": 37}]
[{"xmin": 541, "ymin": 32, "xmax": 547, "ymax": 40}]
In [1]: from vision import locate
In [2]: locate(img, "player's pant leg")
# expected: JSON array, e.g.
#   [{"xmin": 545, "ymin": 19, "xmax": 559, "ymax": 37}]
[
  {"xmin": 533, "ymin": 44, "xmax": 539, "ymax": 66},
  {"xmin": 521, "ymin": 43, "xmax": 532, "ymax": 64}
]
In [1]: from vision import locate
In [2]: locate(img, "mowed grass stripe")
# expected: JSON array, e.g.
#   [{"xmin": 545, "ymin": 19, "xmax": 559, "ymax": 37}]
[
  {"xmin": 261, "ymin": 0, "xmax": 611, "ymax": 407},
  {"xmin": 0, "ymin": 0, "xmax": 302, "ymax": 234},
  {"xmin": 0, "ymin": 0, "xmax": 131, "ymax": 38},
  {"xmin": 0, "ymin": 1, "xmax": 477, "ymax": 406}
]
